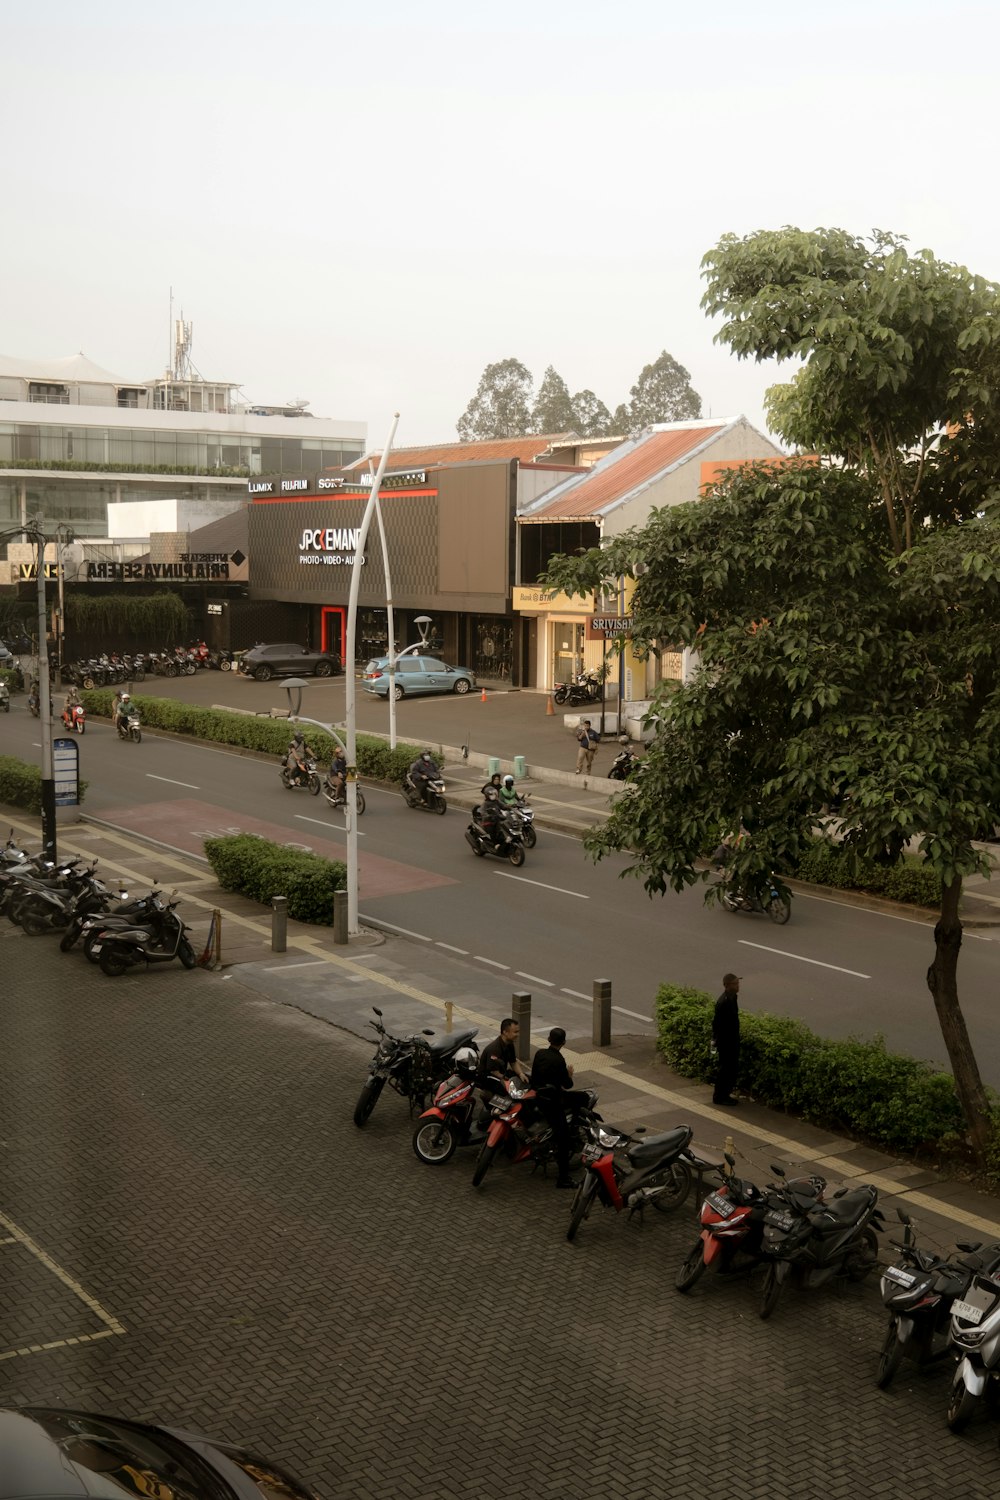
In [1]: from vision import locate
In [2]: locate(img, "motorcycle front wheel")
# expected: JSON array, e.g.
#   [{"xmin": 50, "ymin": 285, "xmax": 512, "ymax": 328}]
[
  {"xmin": 99, "ymin": 945, "xmax": 132, "ymax": 977},
  {"xmin": 472, "ymin": 1139, "xmax": 499, "ymax": 1187},
  {"xmin": 947, "ymin": 1375, "xmax": 981, "ymax": 1433},
  {"xmin": 553, "ymin": 686, "xmax": 567, "ymax": 705},
  {"xmin": 566, "ymin": 1175, "xmax": 599, "ymax": 1243},
  {"xmin": 522, "ymin": 824, "xmax": 537, "ymax": 849},
  {"xmin": 130, "ymin": 727, "xmax": 142, "ymax": 744},
  {"xmin": 355, "ymin": 790, "xmax": 366, "ymax": 815},
  {"xmin": 759, "ymin": 1263, "xmax": 784, "ymax": 1320},
  {"xmin": 875, "ymin": 1321, "xmax": 906, "ymax": 1389},
  {"xmin": 20, "ymin": 909, "xmax": 54, "ymax": 937},
  {"xmin": 647, "ymin": 1159, "xmax": 692, "ymax": 1213},
  {"xmin": 433, "ymin": 794, "xmax": 447, "ymax": 815},
  {"xmin": 675, "ymin": 1240, "xmax": 709, "ymax": 1293},
  {"xmin": 412, "ymin": 1118, "xmax": 457, "ymax": 1165},
  {"xmin": 766, "ymin": 896, "xmax": 791, "ymax": 924},
  {"xmin": 353, "ymin": 1076, "xmax": 385, "ymax": 1127},
  {"xmin": 507, "ymin": 844, "xmax": 525, "ymax": 867},
  {"xmin": 178, "ymin": 938, "xmax": 197, "ymax": 970},
  {"xmin": 308, "ymin": 773, "xmax": 321, "ymax": 795}
]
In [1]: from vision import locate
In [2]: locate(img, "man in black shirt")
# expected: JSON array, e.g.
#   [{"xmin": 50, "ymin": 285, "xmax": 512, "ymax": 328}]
[
  {"xmin": 530, "ymin": 1026, "xmax": 587, "ymax": 1189},
  {"xmin": 712, "ymin": 973, "xmax": 741, "ymax": 1105},
  {"xmin": 476, "ymin": 1018, "xmax": 528, "ymax": 1124}
]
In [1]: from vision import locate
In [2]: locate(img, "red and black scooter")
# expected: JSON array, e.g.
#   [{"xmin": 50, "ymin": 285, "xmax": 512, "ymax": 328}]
[
  {"xmin": 412, "ymin": 1048, "xmax": 482, "ymax": 1165},
  {"xmin": 471, "ymin": 1075, "xmax": 598, "ymax": 1189},
  {"xmin": 674, "ymin": 1156, "xmax": 825, "ymax": 1292},
  {"xmin": 566, "ymin": 1117, "xmax": 705, "ymax": 1242}
]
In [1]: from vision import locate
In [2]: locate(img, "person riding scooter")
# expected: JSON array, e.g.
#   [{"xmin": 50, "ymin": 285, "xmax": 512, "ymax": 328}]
[
  {"xmin": 113, "ymin": 690, "xmax": 133, "ymax": 734},
  {"xmin": 62, "ymin": 686, "xmax": 82, "ymax": 729},
  {"xmin": 285, "ymin": 732, "xmax": 316, "ymax": 787},
  {"xmin": 479, "ymin": 785, "xmax": 506, "ymax": 848},
  {"xmin": 498, "ymin": 774, "xmax": 521, "ymax": 810},
  {"xmin": 325, "ymin": 748, "xmax": 348, "ymax": 802},
  {"xmin": 409, "ymin": 750, "xmax": 441, "ymax": 806}
]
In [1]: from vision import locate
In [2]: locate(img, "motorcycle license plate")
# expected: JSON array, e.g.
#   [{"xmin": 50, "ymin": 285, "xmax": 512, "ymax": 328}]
[
  {"xmin": 767, "ymin": 1209, "xmax": 795, "ymax": 1231},
  {"xmin": 884, "ymin": 1266, "xmax": 917, "ymax": 1287},
  {"xmin": 952, "ymin": 1298, "xmax": 985, "ymax": 1325},
  {"xmin": 706, "ymin": 1192, "xmax": 735, "ymax": 1217},
  {"xmin": 90, "ymin": 943, "xmax": 102, "ymax": 953}
]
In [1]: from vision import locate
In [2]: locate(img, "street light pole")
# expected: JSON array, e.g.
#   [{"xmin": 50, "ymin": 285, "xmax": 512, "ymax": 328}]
[
  {"xmin": 343, "ymin": 414, "xmax": 399, "ymax": 935},
  {"xmin": 33, "ymin": 524, "xmax": 56, "ymax": 860}
]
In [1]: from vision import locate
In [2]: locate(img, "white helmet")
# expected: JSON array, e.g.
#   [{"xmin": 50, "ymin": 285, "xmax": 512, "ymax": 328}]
[
  {"xmin": 453, "ymin": 1046, "xmax": 478, "ymax": 1080},
  {"xmin": 121, "ymin": 693, "xmax": 131, "ymax": 704}
]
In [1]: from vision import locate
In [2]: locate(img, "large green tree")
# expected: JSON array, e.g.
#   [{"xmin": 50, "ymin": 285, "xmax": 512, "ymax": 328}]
[
  {"xmin": 530, "ymin": 366, "xmax": 578, "ymax": 434},
  {"xmin": 624, "ymin": 350, "xmax": 702, "ymax": 433},
  {"xmin": 456, "ymin": 358, "xmax": 533, "ymax": 441},
  {"xmin": 544, "ymin": 228, "xmax": 1000, "ymax": 1157},
  {"xmin": 570, "ymin": 388, "xmax": 614, "ymax": 438}
]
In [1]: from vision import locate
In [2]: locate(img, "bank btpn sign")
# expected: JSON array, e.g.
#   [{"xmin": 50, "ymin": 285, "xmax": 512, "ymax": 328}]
[{"xmin": 590, "ymin": 616, "xmax": 634, "ymax": 634}]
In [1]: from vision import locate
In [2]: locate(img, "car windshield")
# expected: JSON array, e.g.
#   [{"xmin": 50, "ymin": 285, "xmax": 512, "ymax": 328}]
[{"xmin": 28, "ymin": 1410, "xmax": 228, "ymax": 1500}]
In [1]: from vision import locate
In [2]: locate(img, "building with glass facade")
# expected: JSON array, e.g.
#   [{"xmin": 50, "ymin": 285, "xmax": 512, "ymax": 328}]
[{"xmin": 0, "ymin": 351, "xmax": 366, "ymax": 539}]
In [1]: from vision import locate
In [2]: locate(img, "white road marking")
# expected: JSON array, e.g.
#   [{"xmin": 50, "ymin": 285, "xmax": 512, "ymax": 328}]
[
  {"xmin": 559, "ymin": 988, "xmax": 650, "ymax": 1023},
  {"xmin": 516, "ymin": 971, "xmax": 554, "ymax": 986},
  {"xmin": 561, "ymin": 988, "xmax": 590, "ymax": 1000},
  {"xmin": 367, "ymin": 918, "xmax": 432, "ymax": 941},
  {"xmin": 147, "ymin": 774, "xmax": 200, "ymax": 789},
  {"xmin": 437, "ymin": 941, "xmax": 469, "ymax": 954},
  {"xmin": 474, "ymin": 956, "xmax": 510, "ymax": 969},
  {"xmin": 262, "ymin": 959, "xmax": 330, "ymax": 972},
  {"xmin": 494, "ymin": 872, "xmax": 589, "ymax": 899},
  {"xmin": 738, "ymin": 939, "xmax": 870, "ymax": 978},
  {"xmin": 296, "ymin": 814, "xmax": 365, "ymax": 835}
]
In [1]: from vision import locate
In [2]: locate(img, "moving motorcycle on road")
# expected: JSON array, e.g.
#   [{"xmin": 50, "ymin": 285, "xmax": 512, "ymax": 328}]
[
  {"xmin": 281, "ymin": 754, "xmax": 321, "ymax": 795},
  {"xmin": 323, "ymin": 775, "xmax": 366, "ymax": 814},
  {"xmin": 412, "ymin": 1047, "xmax": 484, "ymax": 1164},
  {"xmin": 61, "ymin": 702, "xmax": 86, "ymax": 733},
  {"xmin": 875, "ymin": 1209, "xmax": 1000, "ymax": 1392},
  {"xmin": 465, "ymin": 806, "xmax": 526, "ymax": 867},
  {"xmin": 758, "ymin": 1170, "xmax": 883, "ymax": 1319},
  {"xmin": 402, "ymin": 771, "xmax": 447, "ymax": 814},
  {"xmin": 566, "ymin": 1118, "xmax": 706, "ymax": 1242},
  {"xmin": 471, "ymin": 1075, "xmax": 598, "ymax": 1189},
  {"xmin": 354, "ymin": 1007, "xmax": 479, "ymax": 1127},
  {"xmin": 116, "ymin": 709, "xmax": 142, "ymax": 743}
]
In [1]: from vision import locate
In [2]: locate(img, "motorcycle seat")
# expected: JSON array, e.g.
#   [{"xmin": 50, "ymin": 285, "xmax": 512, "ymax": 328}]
[
  {"xmin": 426, "ymin": 1028, "xmax": 478, "ymax": 1057},
  {"xmin": 626, "ymin": 1125, "xmax": 692, "ymax": 1168},
  {"xmin": 809, "ymin": 1186, "xmax": 877, "ymax": 1227}
]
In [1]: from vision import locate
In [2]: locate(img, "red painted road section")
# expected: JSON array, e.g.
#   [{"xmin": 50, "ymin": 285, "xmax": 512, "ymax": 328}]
[{"xmin": 101, "ymin": 799, "xmax": 456, "ymax": 900}]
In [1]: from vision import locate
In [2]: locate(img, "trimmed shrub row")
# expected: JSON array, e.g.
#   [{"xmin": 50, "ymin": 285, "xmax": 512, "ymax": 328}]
[
  {"xmin": 79, "ymin": 690, "xmax": 424, "ymax": 782},
  {"xmin": 0, "ymin": 755, "xmax": 88, "ymax": 814},
  {"xmin": 656, "ymin": 982, "xmax": 966, "ymax": 1154},
  {"xmin": 789, "ymin": 840, "xmax": 942, "ymax": 908},
  {"xmin": 204, "ymin": 834, "xmax": 347, "ymax": 925}
]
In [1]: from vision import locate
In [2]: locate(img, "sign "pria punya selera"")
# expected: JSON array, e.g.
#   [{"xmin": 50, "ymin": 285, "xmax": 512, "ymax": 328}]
[{"xmin": 298, "ymin": 527, "xmax": 366, "ymax": 566}]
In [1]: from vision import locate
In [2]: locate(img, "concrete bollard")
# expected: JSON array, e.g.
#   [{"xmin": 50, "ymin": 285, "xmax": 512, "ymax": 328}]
[
  {"xmin": 592, "ymin": 977, "xmax": 612, "ymax": 1047},
  {"xmin": 271, "ymin": 895, "xmax": 288, "ymax": 953},
  {"xmin": 445, "ymin": 1000, "xmax": 453, "ymax": 1033},
  {"xmin": 511, "ymin": 991, "xmax": 532, "ymax": 1063},
  {"xmin": 514, "ymin": 754, "xmax": 527, "ymax": 779},
  {"xmin": 332, "ymin": 889, "xmax": 347, "ymax": 945},
  {"xmin": 488, "ymin": 755, "xmax": 501, "ymax": 776}
]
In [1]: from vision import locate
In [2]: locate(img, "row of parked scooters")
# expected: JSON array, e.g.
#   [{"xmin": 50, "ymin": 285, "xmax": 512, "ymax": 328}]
[
  {"xmin": 353, "ymin": 1006, "xmax": 1000, "ymax": 1444},
  {"xmin": 64, "ymin": 644, "xmax": 237, "ymax": 686},
  {"xmin": 0, "ymin": 831, "xmax": 197, "ymax": 975}
]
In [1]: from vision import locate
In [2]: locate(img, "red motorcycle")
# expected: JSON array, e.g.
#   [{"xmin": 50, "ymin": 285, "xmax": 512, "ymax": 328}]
[
  {"xmin": 565, "ymin": 1117, "xmax": 702, "ymax": 1242},
  {"xmin": 471, "ymin": 1075, "xmax": 598, "ymax": 1189},
  {"xmin": 61, "ymin": 703, "xmax": 86, "ymax": 734},
  {"xmin": 412, "ymin": 1048, "xmax": 482, "ymax": 1165},
  {"xmin": 675, "ymin": 1157, "xmax": 826, "ymax": 1292}
]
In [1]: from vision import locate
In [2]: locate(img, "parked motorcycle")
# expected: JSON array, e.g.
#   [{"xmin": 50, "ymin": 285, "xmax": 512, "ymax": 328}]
[
  {"xmin": 471, "ymin": 1075, "xmax": 598, "ymax": 1189},
  {"xmin": 89, "ymin": 896, "xmax": 197, "ymax": 976},
  {"xmin": 73, "ymin": 889, "xmax": 167, "ymax": 960},
  {"xmin": 758, "ymin": 1172, "xmax": 883, "ymax": 1319},
  {"xmin": 280, "ymin": 756, "xmax": 321, "ymax": 795},
  {"xmin": 552, "ymin": 672, "xmax": 601, "ymax": 707},
  {"xmin": 14, "ymin": 869, "xmax": 125, "ymax": 937},
  {"xmin": 566, "ymin": 1118, "xmax": 706, "ymax": 1242},
  {"xmin": 353, "ymin": 1007, "xmax": 479, "ymax": 1127},
  {"xmin": 61, "ymin": 703, "xmax": 86, "ymax": 734},
  {"xmin": 675, "ymin": 1156, "xmax": 824, "ymax": 1293},
  {"xmin": 116, "ymin": 710, "xmax": 142, "ymax": 744},
  {"xmin": 412, "ymin": 1048, "xmax": 483, "ymax": 1164},
  {"xmin": 465, "ymin": 808, "xmax": 526, "ymax": 867},
  {"xmin": 945, "ymin": 1263, "xmax": 1000, "ymax": 1431},
  {"xmin": 875, "ymin": 1209, "xmax": 1000, "ymax": 1391},
  {"xmin": 402, "ymin": 772, "xmax": 447, "ymax": 814}
]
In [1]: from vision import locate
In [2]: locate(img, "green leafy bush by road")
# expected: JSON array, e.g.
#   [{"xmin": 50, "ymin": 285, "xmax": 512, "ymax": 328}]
[
  {"xmin": 204, "ymin": 834, "xmax": 347, "ymax": 925},
  {"xmin": 0, "ymin": 756, "xmax": 87, "ymax": 814},
  {"xmin": 655, "ymin": 982, "xmax": 966, "ymax": 1154},
  {"xmin": 790, "ymin": 839, "xmax": 942, "ymax": 907},
  {"xmin": 80, "ymin": 690, "xmax": 422, "ymax": 782}
]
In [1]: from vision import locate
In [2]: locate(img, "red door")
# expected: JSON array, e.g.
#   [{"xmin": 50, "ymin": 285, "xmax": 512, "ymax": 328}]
[{"xmin": 321, "ymin": 607, "xmax": 346, "ymax": 663}]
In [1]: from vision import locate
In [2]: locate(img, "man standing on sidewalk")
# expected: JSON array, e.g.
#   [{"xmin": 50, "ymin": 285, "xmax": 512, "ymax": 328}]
[
  {"xmin": 575, "ymin": 719, "xmax": 600, "ymax": 774},
  {"xmin": 712, "ymin": 973, "xmax": 741, "ymax": 1105}
]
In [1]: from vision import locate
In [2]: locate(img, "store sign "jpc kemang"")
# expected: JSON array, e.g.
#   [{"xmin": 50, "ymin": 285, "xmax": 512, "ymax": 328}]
[{"xmin": 298, "ymin": 526, "xmax": 366, "ymax": 566}]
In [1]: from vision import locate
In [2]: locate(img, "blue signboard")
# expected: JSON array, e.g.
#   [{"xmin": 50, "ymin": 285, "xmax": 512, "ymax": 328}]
[{"xmin": 53, "ymin": 737, "xmax": 80, "ymax": 806}]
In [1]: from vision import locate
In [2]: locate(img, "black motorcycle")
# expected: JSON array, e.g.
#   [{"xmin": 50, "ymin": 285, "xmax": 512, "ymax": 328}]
[
  {"xmin": 552, "ymin": 671, "xmax": 601, "ymax": 707},
  {"xmin": 323, "ymin": 777, "xmax": 366, "ymax": 814},
  {"xmin": 608, "ymin": 743, "xmax": 640, "ymax": 781},
  {"xmin": 353, "ymin": 1006, "xmax": 479, "ymax": 1127},
  {"xmin": 89, "ymin": 897, "xmax": 197, "ymax": 976},
  {"xmin": 465, "ymin": 808, "xmax": 526, "ymax": 867},
  {"xmin": 759, "ymin": 1175, "xmax": 884, "ymax": 1319},
  {"xmin": 402, "ymin": 772, "xmax": 446, "ymax": 814}
]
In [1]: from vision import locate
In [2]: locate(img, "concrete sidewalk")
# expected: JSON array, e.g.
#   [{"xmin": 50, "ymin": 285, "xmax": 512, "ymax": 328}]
[{"xmin": 9, "ymin": 803, "xmax": 1000, "ymax": 1251}]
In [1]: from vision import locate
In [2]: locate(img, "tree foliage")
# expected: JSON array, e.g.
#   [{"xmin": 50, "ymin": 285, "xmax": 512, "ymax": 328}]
[
  {"xmin": 570, "ymin": 389, "xmax": 614, "ymax": 438},
  {"xmin": 624, "ymin": 350, "xmax": 702, "ymax": 433},
  {"xmin": 531, "ymin": 366, "xmax": 578, "ymax": 434},
  {"xmin": 456, "ymin": 358, "xmax": 534, "ymax": 441},
  {"xmin": 543, "ymin": 226, "xmax": 1000, "ymax": 1157},
  {"xmin": 65, "ymin": 590, "xmax": 191, "ymax": 641}
]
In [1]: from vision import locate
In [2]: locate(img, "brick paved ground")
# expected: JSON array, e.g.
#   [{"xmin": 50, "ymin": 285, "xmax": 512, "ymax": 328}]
[{"xmin": 3, "ymin": 924, "xmax": 1000, "ymax": 1499}]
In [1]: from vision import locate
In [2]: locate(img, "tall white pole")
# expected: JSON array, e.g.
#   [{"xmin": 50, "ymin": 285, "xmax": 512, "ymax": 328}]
[
  {"xmin": 344, "ymin": 414, "xmax": 399, "ymax": 935},
  {"xmin": 374, "ymin": 496, "xmax": 397, "ymax": 750}
]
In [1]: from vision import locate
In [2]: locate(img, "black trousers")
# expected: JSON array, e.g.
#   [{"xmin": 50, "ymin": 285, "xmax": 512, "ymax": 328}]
[
  {"xmin": 538, "ymin": 1091, "xmax": 588, "ymax": 1179},
  {"xmin": 714, "ymin": 1044, "xmax": 739, "ymax": 1101}
]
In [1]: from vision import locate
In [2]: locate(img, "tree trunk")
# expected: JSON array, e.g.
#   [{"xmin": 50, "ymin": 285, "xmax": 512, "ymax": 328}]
[{"xmin": 926, "ymin": 875, "xmax": 991, "ymax": 1158}]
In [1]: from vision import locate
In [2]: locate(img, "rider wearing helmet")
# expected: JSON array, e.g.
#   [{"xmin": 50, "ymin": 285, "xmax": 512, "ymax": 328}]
[
  {"xmin": 113, "ymin": 690, "xmax": 132, "ymax": 734},
  {"xmin": 479, "ymin": 784, "xmax": 505, "ymax": 846},
  {"xmin": 498, "ymin": 773, "xmax": 520, "ymax": 809},
  {"xmin": 286, "ymin": 730, "xmax": 316, "ymax": 787},
  {"xmin": 409, "ymin": 748, "xmax": 441, "ymax": 805}
]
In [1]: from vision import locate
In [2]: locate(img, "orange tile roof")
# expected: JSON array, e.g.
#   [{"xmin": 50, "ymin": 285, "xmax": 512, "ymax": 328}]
[
  {"xmin": 336, "ymin": 434, "xmax": 576, "ymax": 474},
  {"xmin": 519, "ymin": 423, "xmax": 730, "ymax": 521}
]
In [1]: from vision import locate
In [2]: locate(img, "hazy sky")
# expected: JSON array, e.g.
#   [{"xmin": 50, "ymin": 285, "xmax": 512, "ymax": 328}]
[{"xmin": 4, "ymin": 0, "xmax": 999, "ymax": 451}]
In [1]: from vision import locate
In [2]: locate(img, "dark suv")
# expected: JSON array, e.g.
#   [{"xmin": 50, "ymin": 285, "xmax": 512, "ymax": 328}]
[{"xmin": 239, "ymin": 643, "xmax": 342, "ymax": 682}]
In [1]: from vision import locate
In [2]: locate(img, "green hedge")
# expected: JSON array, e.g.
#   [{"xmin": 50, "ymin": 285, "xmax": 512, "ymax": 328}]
[
  {"xmin": 0, "ymin": 668, "xmax": 21, "ymax": 691},
  {"xmin": 655, "ymin": 982, "xmax": 966, "ymax": 1154},
  {"xmin": 79, "ymin": 690, "xmax": 423, "ymax": 782},
  {"xmin": 790, "ymin": 840, "xmax": 942, "ymax": 907},
  {"xmin": 204, "ymin": 834, "xmax": 347, "ymax": 925},
  {"xmin": 0, "ymin": 755, "xmax": 87, "ymax": 814}
]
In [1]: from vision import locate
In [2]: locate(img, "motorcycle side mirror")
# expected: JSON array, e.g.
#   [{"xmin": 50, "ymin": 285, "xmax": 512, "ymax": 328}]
[
  {"xmin": 633, "ymin": 1126, "xmax": 646, "ymax": 1134},
  {"xmin": 373, "ymin": 1006, "xmax": 383, "ymax": 1018},
  {"xmin": 422, "ymin": 1028, "xmax": 435, "ymax": 1036},
  {"xmin": 770, "ymin": 1163, "xmax": 786, "ymax": 1178},
  {"xmin": 725, "ymin": 1152, "xmax": 736, "ymax": 1167},
  {"xmin": 896, "ymin": 1207, "xmax": 911, "ymax": 1225},
  {"xmin": 957, "ymin": 1241, "xmax": 980, "ymax": 1254}
]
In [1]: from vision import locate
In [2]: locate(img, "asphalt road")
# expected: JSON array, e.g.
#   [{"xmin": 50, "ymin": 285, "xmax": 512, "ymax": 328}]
[{"xmin": 4, "ymin": 692, "xmax": 1000, "ymax": 1084}]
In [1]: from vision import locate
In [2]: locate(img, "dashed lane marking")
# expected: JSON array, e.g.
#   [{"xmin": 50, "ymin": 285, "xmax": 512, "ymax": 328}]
[
  {"xmin": 515, "ymin": 971, "xmax": 554, "ymax": 986},
  {"xmin": 737, "ymin": 939, "xmax": 870, "ymax": 978},
  {"xmin": 146, "ymin": 774, "xmax": 200, "ymax": 789},
  {"xmin": 494, "ymin": 872, "xmax": 589, "ymax": 898}
]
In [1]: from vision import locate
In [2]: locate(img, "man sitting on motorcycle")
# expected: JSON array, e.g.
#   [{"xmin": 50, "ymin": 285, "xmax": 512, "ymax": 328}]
[
  {"xmin": 286, "ymin": 732, "xmax": 315, "ymax": 787},
  {"xmin": 63, "ymin": 686, "xmax": 82, "ymax": 726},
  {"xmin": 409, "ymin": 749, "xmax": 441, "ymax": 806},
  {"xmin": 113, "ymin": 691, "xmax": 133, "ymax": 734},
  {"xmin": 498, "ymin": 774, "xmax": 521, "ymax": 810},
  {"xmin": 478, "ymin": 785, "xmax": 506, "ymax": 847},
  {"xmin": 325, "ymin": 747, "xmax": 348, "ymax": 802}
]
